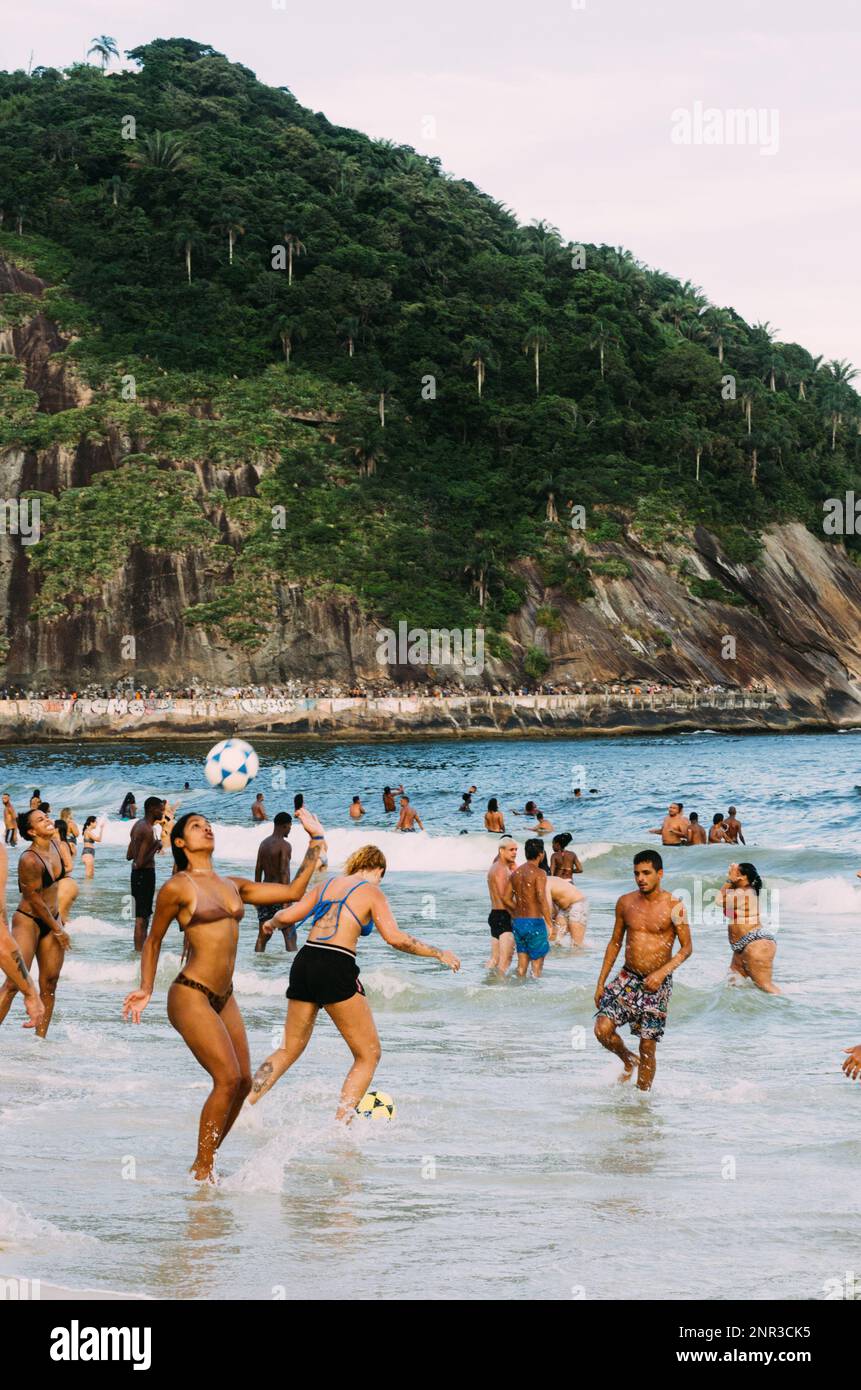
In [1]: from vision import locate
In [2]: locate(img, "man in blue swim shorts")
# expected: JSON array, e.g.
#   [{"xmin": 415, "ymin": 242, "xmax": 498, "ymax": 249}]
[
  {"xmin": 594, "ymin": 850, "xmax": 692, "ymax": 1091},
  {"xmin": 504, "ymin": 838, "xmax": 552, "ymax": 978}
]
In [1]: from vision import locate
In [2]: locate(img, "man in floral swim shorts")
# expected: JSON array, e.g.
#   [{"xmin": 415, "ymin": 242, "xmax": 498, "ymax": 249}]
[{"xmin": 594, "ymin": 850, "xmax": 692, "ymax": 1091}]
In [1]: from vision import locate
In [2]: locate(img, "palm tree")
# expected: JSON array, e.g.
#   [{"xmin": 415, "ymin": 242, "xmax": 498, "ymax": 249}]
[
  {"xmin": 282, "ymin": 231, "xmax": 305, "ymax": 285},
  {"xmin": 461, "ymin": 337, "xmax": 499, "ymax": 398},
  {"xmin": 88, "ymin": 36, "xmax": 119, "ymax": 71},
  {"xmin": 792, "ymin": 354, "xmax": 822, "ymax": 400},
  {"xmin": 275, "ymin": 317, "xmax": 303, "ymax": 364},
  {"xmin": 522, "ymin": 326, "xmax": 549, "ymax": 397},
  {"xmin": 14, "ymin": 204, "xmax": 25, "ymax": 235},
  {"xmin": 701, "ymin": 307, "xmax": 735, "ymax": 364},
  {"xmin": 590, "ymin": 319, "xmax": 619, "ymax": 380},
  {"xmin": 107, "ymin": 174, "xmax": 128, "ymax": 208},
  {"xmin": 820, "ymin": 359, "xmax": 859, "ymax": 450},
  {"xmin": 211, "ymin": 213, "xmax": 245, "ymax": 265},
  {"xmin": 127, "ymin": 132, "xmax": 190, "ymax": 172},
  {"xmin": 174, "ymin": 229, "xmax": 200, "ymax": 284},
  {"xmin": 331, "ymin": 152, "xmax": 360, "ymax": 195},
  {"xmin": 339, "ymin": 316, "xmax": 360, "ymax": 358},
  {"xmin": 375, "ymin": 371, "xmax": 398, "ymax": 428}
]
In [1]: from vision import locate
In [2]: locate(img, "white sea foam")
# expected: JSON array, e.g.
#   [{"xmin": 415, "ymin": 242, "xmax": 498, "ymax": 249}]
[
  {"xmin": 0, "ymin": 1195, "xmax": 99, "ymax": 1248},
  {"xmin": 68, "ymin": 914, "xmax": 122, "ymax": 937},
  {"xmin": 62, "ymin": 952, "xmax": 183, "ymax": 986},
  {"xmin": 781, "ymin": 876, "xmax": 861, "ymax": 915},
  {"xmin": 98, "ymin": 817, "xmax": 613, "ymax": 873}
]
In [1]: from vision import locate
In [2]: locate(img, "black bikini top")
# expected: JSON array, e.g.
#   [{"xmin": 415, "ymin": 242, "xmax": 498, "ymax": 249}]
[
  {"xmin": 179, "ymin": 873, "xmax": 244, "ymax": 931},
  {"xmin": 28, "ymin": 848, "xmax": 65, "ymax": 888}
]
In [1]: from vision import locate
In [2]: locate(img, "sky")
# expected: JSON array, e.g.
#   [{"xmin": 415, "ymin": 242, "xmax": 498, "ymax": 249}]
[{"xmin": 4, "ymin": 0, "xmax": 860, "ymax": 365}]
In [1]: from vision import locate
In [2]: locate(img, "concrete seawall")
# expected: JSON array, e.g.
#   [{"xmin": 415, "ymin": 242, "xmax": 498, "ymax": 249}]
[{"xmin": 0, "ymin": 690, "xmax": 841, "ymax": 743}]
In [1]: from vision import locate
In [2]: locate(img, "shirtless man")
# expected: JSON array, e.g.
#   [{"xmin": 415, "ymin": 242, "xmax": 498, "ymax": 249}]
[
  {"xmin": 397, "ymin": 795, "xmax": 424, "ymax": 832},
  {"xmin": 503, "ymin": 839, "xmax": 552, "ymax": 978},
  {"xmin": 0, "ymin": 842, "xmax": 44, "ymax": 1029},
  {"xmin": 254, "ymin": 812, "xmax": 294, "ymax": 953},
  {"xmin": 594, "ymin": 849, "xmax": 692, "ymax": 1090},
  {"xmin": 2, "ymin": 794, "xmax": 17, "ymax": 846},
  {"xmin": 251, "ymin": 793, "xmax": 268, "ymax": 823},
  {"xmin": 383, "ymin": 784, "xmax": 404, "ymax": 813},
  {"xmin": 349, "ymin": 796, "xmax": 366, "ymax": 821},
  {"xmin": 687, "ymin": 812, "xmax": 707, "ymax": 845},
  {"xmin": 550, "ymin": 833, "xmax": 582, "ymax": 879},
  {"xmin": 486, "ymin": 836, "xmax": 517, "ymax": 973},
  {"xmin": 528, "ymin": 810, "xmax": 554, "ymax": 835},
  {"xmin": 511, "ymin": 800, "xmax": 538, "ymax": 819},
  {"xmin": 723, "ymin": 806, "xmax": 745, "ymax": 845},
  {"xmin": 127, "ymin": 797, "xmax": 164, "ymax": 951},
  {"xmin": 648, "ymin": 802, "xmax": 690, "ymax": 846},
  {"xmin": 708, "ymin": 814, "xmax": 729, "ymax": 844},
  {"xmin": 548, "ymin": 875, "xmax": 588, "ymax": 947}
]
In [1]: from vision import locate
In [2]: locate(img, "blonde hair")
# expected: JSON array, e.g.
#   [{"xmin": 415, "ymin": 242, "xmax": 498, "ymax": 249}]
[{"xmin": 345, "ymin": 845, "xmax": 387, "ymax": 877}]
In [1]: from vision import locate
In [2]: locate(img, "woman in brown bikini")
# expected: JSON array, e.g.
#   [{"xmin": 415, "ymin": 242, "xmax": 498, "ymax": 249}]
[
  {"xmin": 122, "ymin": 806, "xmax": 325, "ymax": 1182},
  {"xmin": 0, "ymin": 807, "xmax": 72, "ymax": 1038}
]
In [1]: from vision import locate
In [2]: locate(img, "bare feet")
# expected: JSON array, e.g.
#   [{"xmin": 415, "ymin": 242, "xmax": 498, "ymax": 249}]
[{"xmin": 619, "ymin": 1054, "xmax": 639, "ymax": 1083}]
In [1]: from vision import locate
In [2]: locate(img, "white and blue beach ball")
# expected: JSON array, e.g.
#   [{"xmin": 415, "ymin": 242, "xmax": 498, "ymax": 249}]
[{"xmin": 204, "ymin": 738, "xmax": 260, "ymax": 792}]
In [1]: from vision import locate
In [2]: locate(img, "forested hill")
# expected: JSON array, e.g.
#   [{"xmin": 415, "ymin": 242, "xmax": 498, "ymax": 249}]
[{"xmin": 0, "ymin": 36, "xmax": 860, "ymax": 687}]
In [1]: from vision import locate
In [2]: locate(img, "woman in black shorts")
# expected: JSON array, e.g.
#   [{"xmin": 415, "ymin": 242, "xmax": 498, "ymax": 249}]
[{"xmin": 249, "ymin": 845, "xmax": 460, "ymax": 1121}]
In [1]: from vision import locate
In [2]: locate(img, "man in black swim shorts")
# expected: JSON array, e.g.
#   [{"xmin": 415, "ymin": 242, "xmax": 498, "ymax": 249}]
[
  {"xmin": 127, "ymin": 797, "xmax": 164, "ymax": 951},
  {"xmin": 486, "ymin": 836, "xmax": 517, "ymax": 974}
]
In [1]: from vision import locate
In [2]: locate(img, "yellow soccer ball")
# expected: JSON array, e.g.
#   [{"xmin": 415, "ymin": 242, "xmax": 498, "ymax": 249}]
[{"xmin": 355, "ymin": 1090, "xmax": 396, "ymax": 1120}]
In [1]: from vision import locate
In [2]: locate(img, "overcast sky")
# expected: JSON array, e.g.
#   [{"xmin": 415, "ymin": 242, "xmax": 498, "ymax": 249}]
[{"xmin": 5, "ymin": 0, "xmax": 860, "ymax": 365}]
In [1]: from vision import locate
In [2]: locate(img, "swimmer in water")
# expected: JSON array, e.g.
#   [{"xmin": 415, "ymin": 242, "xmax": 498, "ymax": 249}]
[
  {"xmin": 251, "ymin": 793, "xmax": 267, "ymax": 823},
  {"xmin": 528, "ymin": 810, "xmax": 554, "ymax": 835},
  {"xmin": 687, "ymin": 812, "xmax": 707, "ymax": 845},
  {"xmin": 594, "ymin": 850, "xmax": 691, "ymax": 1090},
  {"xmin": 396, "ymin": 795, "xmax": 424, "ymax": 832},
  {"xmin": 3, "ymin": 794, "xmax": 18, "ymax": 846},
  {"xmin": 349, "ymin": 796, "xmax": 366, "ymax": 821},
  {"xmin": 708, "ymin": 813, "xmax": 729, "ymax": 843},
  {"xmin": 253, "ymin": 812, "xmax": 295, "ymax": 953},
  {"xmin": 122, "ymin": 808, "xmax": 325, "ymax": 1182},
  {"xmin": 511, "ymin": 799, "xmax": 538, "ymax": 819},
  {"xmin": 53, "ymin": 819, "xmax": 79, "ymax": 924},
  {"xmin": 248, "ymin": 845, "xmax": 460, "ymax": 1119},
  {"xmin": 723, "ymin": 806, "xmax": 745, "ymax": 845},
  {"xmin": 382, "ymin": 784, "xmax": 404, "ymax": 813},
  {"xmin": 484, "ymin": 798, "xmax": 505, "ymax": 833},
  {"xmin": 80, "ymin": 815, "xmax": 103, "ymax": 879},
  {"xmin": 486, "ymin": 836, "xmax": 517, "ymax": 973},
  {"xmin": 648, "ymin": 802, "xmax": 690, "ymax": 846},
  {"xmin": 721, "ymin": 862, "xmax": 780, "ymax": 994},
  {"xmin": 0, "ymin": 808, "xmax": 73, "ymax": 1038},
  {"xmin": 503, "ymin": 839, "xmax": 552, "ymax": 978},
  {"xmin": 549, "ymin": 833, "xmax": 582, "ymax": 879}
]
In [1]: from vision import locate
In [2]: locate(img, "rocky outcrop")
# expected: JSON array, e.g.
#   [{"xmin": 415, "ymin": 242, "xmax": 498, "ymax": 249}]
[{"xmin": 2, "ymin": 254, "xmax": 861, "ymax": 728}]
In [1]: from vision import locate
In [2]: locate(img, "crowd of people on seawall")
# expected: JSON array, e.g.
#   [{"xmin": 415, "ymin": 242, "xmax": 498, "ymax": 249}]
[{"xmin": 0, "ymin": 677, "xmax": 778, "ymax": 704}]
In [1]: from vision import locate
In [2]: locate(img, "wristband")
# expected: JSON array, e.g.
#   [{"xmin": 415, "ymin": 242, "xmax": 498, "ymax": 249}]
[{"xmin": 310, "ymin": 835, "xmax": 324, "ymax": 841}]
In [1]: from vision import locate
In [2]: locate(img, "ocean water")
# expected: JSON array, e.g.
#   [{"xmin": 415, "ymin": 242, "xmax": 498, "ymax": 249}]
[{"xmin": 1, "ymin": 731, "xmax": 860, "ymax": 1301}]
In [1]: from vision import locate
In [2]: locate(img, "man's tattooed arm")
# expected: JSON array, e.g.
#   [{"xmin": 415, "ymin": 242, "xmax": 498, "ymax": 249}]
[{"xmin": 0, "ymin": 939, "xmax": 36, "ymax": 994}]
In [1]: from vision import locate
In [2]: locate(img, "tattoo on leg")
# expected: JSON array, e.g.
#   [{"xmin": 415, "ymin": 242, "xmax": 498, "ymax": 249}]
[{"xmin": 252, "ymin": 1060, "xmax": 274, "ymax": 1094}]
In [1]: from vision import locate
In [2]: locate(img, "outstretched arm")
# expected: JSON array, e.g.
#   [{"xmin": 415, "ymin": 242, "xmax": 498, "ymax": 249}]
[
  {"xmin": 372, "ymin": 889, "xmax": 459, "ymax": 970},
  {"xmin": 236, "ymin": 809, "xmax": 324, "ymax": 905}
]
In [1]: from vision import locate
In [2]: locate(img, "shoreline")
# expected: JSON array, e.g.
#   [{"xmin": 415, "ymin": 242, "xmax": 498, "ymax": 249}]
[{"xmin": 0, "ymin": 691, "xmax": 856, "ymax": 743}]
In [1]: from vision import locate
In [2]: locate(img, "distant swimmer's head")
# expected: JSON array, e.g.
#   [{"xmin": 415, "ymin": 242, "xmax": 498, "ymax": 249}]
[
  {"xmin": 735, "ymin": 862, "xmax": 762, "ymax": 894},
  {"xmin": 383, "ymin": 786, "xmax": 391, "ymax": 795},
  {"xmin": 633, "ymin": 849, "xmax": 663, "ymax": 893},
  {"xmin": 552, "ymin": 832, "xmax": 573, "ymax": 851},
  {"xmin": 171, "ymin": 812, "xmax": 214, "ymax": 870},
  {"xmin": 712, "ymin": 813, "xmax": 724, "ymax": 825},
  {"xmin": 487, "ymin": 797, "xmax": 499, "ymax": 813},
  {"xmin": 728, "ymin": 805, "xmax": 737, "ymax": 816},
  {"xmin": 17, "ymin": 807, "xmax": 54, "ymax": 842},
  {"xmin": 525, "ymin": 800, "xmax": 537, "ymax": 815},
  {"xmin": 573, "ymin": 788, "xmax": 581, "ymax": 797},
  {"xmin": 524, "ymin": 838, "xmax": 545, "ymax": 862},
  {"xmin": 273, "ymin": 811, "xmax": 292, "ymax": 831},
  {"xmin": 352, "ymin": 796, "xmax": 361, "ymax": 804},
  {"xmin": 689, "ymin": 812, "xmax": 699, "ymax": 824},
  {"xmin": 345, "ymin": 844, "xmax": 386, "ymax": 882}
]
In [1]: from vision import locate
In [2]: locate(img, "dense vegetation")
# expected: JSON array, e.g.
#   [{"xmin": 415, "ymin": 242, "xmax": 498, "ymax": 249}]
[{"xmin": 1, "ymin": 36, "xmax": 859, "ymax": 652}]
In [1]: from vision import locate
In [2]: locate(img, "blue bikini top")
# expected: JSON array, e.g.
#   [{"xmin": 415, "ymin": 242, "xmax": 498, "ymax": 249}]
[{"xmin": 299, "ymin": 878, "xmax": 375, "ymax": 941}]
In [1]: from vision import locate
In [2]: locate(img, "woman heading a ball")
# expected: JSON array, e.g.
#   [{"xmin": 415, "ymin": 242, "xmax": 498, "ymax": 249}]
[
  {"xmin": 248, "ymin": 845, "xmax": 460, "ymax": 1120},
  {"xmin": 122, "ymin": 806, "xmax": 325, "ymax": 1182}
]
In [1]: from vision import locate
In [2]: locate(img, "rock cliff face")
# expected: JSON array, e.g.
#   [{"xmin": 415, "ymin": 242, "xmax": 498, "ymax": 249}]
[{"xmin": 2, "ymin": 254, "xmax": 861, "ymax": 727}]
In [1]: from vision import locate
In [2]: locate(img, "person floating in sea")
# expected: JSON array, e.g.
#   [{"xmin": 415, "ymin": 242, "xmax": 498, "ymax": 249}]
[
  {"xmin": 486, "ymin": 835, "xmax": 517, "ymax": 973},
  {"xmin": 504, "ymin": 838, "xmax": 552, "ymax": 979},
  {"xmin": 80, "ymin": 815, "xmax": 102, "ymax": 879},
  {"xmin": 0, "ymin": 808, "xmax": 73, "ymax": 1038},
  {"xmin": 254, "ymin": 812, "xmax": 294, "ymax": 953},
  {"xmin": 723, "ymin": 806, "xmax": 745, "ymax": 845},
  {"xmin": 248, "ymin": 845, "xmax": 460, "ymax": 1119},
  {"xmin": 0, "ymin": 841, "xmax": 44, "ymax": 1030},
  {"xmin": 349, "ymin": 796, "xmax": 366, "ymax": 821},
  {"xmin": 458, "ymin": 792, "xmax": 473, "ymax": 814},
  {"xmin": 593, "ymin": 850, "xmax": 692, "ymax": 1090},
  {"xmin": 484, "ymin": 798, "xmax": 505, "ymax": 833},
  {"xmin": 708, "ymin": 813, "xmax": 729, "ymax": 843},
  {"xmin": 550, "ymin": 832, "xmax": 582, "ymax": 878},
  {"xmin": 511, "ymin": 799, "xmax": 538, "ymax": 819},
  {"xmin": 3, "ymin": 793, "xmax": 18, "ymax": 846},
  {"xmin": 127, "ymin": 797, "xmax": 165, "ymax": 951},
  {"xmin": 648, "ymin": 802, "xmax": 690, "ymax": 846},
  {"xmin": 382, "ymin": 784, "xmax": 404, "ymax": 813},
  {"xmin": 121, "ymin": 807, "xmax": 325, "ymax": 1182},
  {"xmin": 687, "ymin": 812, "xmax": 707, "ymax": 844},
  {"xmin": 250, "ymin": 792, "xmax": 268, "ymax": 823},
  {"xmin": 397, "ymin": 795, "xmax": 424, "ymax": 832},
  {"xmin": 721, "ymin": 862, "xmax": 780, "ymax": 994},
  {"xmin": 547, "ymin": 870, "xmax": 588, "ymax": 947}
]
